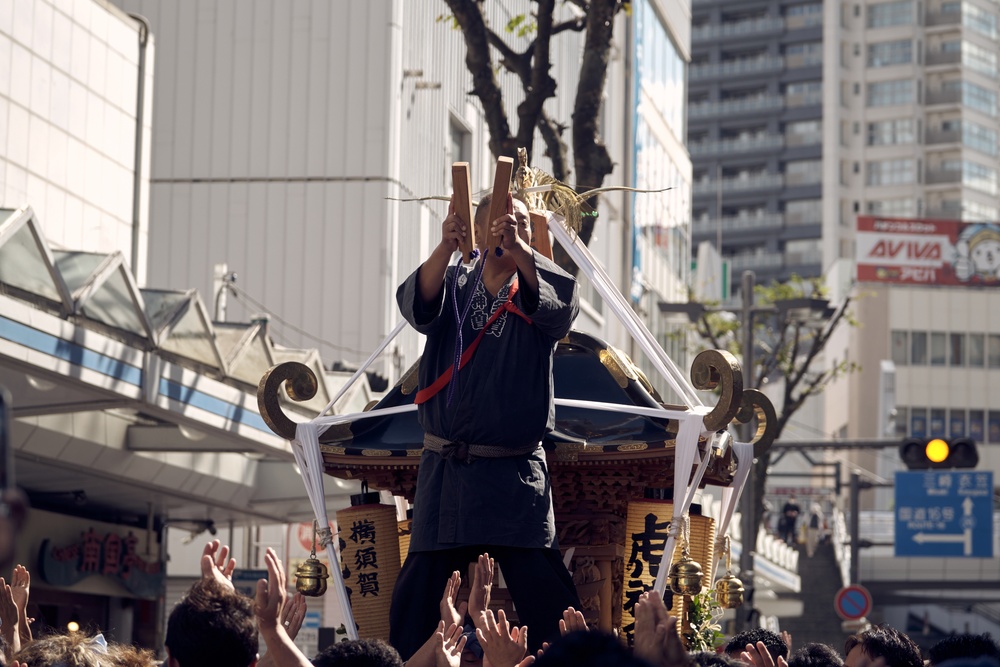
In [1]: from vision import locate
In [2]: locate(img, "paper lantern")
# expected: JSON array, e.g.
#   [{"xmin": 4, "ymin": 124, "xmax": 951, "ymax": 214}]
[
  {"xmin": 620, "ymin": 500, "xmax": 715, "ymax": 645},
  {"xmin": 397, "ymin": 518, "xmax": 412, "ymax": 566},
  {"xmin": 335, "ymin": 493, "xmax": 401, "ymax": 639}
]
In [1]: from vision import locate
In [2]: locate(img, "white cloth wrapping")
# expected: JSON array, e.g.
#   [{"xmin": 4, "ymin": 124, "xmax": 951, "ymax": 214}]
[{"xmin": 710, "ymin": 441, "xmax": 755, "ymax": 581}]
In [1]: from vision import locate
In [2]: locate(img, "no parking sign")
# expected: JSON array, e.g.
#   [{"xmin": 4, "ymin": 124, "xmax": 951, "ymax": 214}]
[{"xmin": 835, "ymin": 584, "xmax": 873, "ymax": 621}]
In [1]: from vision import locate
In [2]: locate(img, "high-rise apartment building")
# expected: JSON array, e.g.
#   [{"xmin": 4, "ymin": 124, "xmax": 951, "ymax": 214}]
[{"xmin": 688, "ymin": 0, "xmax": 825, "ymax": 296}]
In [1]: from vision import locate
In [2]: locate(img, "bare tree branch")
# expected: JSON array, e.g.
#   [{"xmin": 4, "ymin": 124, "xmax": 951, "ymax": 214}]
[{"xmin": 445, "ymin": 0, "xmax": 516, "ymax": 158}]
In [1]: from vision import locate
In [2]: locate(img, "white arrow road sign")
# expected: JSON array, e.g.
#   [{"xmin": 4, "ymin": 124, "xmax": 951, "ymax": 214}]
[{"xmin": 913, "ymin": 529, "xmax": 973, "ymax": 556}]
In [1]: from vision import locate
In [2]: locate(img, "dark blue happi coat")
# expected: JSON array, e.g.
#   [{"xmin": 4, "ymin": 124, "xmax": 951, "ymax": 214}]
[{"xmin": 396, "ymin": 251, "xmax": 579, "ymax": 551}]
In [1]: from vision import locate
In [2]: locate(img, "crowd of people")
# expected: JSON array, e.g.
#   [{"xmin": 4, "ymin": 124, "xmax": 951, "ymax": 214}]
[{"xmin": 1, "ymin": 539, "xmax": 999, "ymax": 667}]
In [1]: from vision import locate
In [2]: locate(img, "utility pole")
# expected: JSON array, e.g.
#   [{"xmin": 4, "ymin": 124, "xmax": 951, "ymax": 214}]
[{"xmin": 738, "ymin": 270, "xmax": 756, "ymax": 630}]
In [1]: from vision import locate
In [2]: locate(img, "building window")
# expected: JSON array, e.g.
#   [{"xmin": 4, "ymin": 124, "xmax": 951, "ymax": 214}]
[
  {"xmin": 867, "ymin": 159, "xmax": 916, "ymax": 186},
  {"xmin": 930, "ymin": 408, "xmax": 947, "ymax": 437},
  {"xmin": 785, "ymin": 199, "xmax": 822, "ymax": 225},
  {"xmin": 943, "ymin": 80, "xmax": 998, "ymax": 117},
  {"xmin": 963, "ymin": 41, "xmax": 997, "ymax": 77},
  {"xmin": 911, "ymin": 331, "xmax": 927, "ymax": 365},
  {"xmin": 988, "ymin": 334, "xmax": 1000, "ymax": 367},
  {"xmin": 786, "ymin": 3, "xmax": 823, "ymax": 28},
  {"xmin": 969, "ymin": 333, "xmax": 985, "ymax": 366},
  {"xmin": 891, "ymin": 330, "xmax": 908, "ymax": 366},
  {"xmin": 786, "ymin": 159, "xmax": 823, "ymax": 185},
  {"xmin": 911, "ymin": 407, "xmax": 928, "ymax": 438},
  {"xmin": 867, "ymin": 39, "xmax": 912, "ymax": 67},
  {"xmin": 930, "ymin": 332, "xmax": 946, "ymax": 366},
  {"xmin": 449, "ymin": 117, "xmax": 472, "ymax": 165},
  {"xmin": 990, "ymin": 411, "xmax": 1000, "ymax": 443},
  {"xmin": 963, "ymin": 120, "xmax": 999, "ymax": 157},
  {"xmin": 962, "ymin": 201, "xmax": 1000, "ymax": 222},
  {"xmin": 963, "ymin": 3, "xmax": 998, "ymax": 39},
  {"xmin": 949, "ymin": 333, "xmax": 965, "ymax": 366},
  {"xmin": 941, "ymin": 159, "xmax": 999, "ymax": 195},
  {"xmin": 867, "ymin": 79, "xmax": 913, "ymax": 107},
  {"xmin": 785, "ymin": 119, "xmax": 823, "ymax": 147},
  {"xmin": 867, "ymin": 118, "xmax": 915, "ymax": 146},
  {"xmin": 866, "ymin": 198, "xmax": 917, "ymax": 217},
  {"xmin": 867, "ymin": 0, "xmax": 913, "ymax": 28},
  {"xmin": 970, "ymin": 409, "xmax": 985, "ymax": 441},
  {"xmin": 895, "ymin": 406, "xmax": 909, "ymax": 437},
  {"xmin": 785, "ymin": 41, "xmax": 823, "ymax": 67},
  {"xmin": 950, "ymin": 409, "xmax": 967, "ymax": 438}
]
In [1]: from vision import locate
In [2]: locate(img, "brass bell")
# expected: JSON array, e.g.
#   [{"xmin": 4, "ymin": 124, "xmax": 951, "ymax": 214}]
[
  {"xmin": 715, "ymin": 572, "xmax": 744, "ymax": 608},
  {"xmin": 669, "ymin": 553, "xmax": 704, "ymax": 596},
  {"xmin": 295, "ymin": 520, "xmax": 330, "ymax": 597},
  {"xmin": 295, "ymin": 556, "xmax": 329, "ymax": 597}
]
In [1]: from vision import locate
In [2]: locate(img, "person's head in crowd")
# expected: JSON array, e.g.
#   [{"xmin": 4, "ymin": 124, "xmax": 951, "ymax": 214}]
[
  {"xmin": 789, "ymin": 643, "xmax": 845, "ymax": 667},
  {"xmin": 459, "ymin": 623, "xmax": 484, "ymax": 666},
  {"xmin": 473, "ymin": 193, "xmax": 533, "ymax": 257},
  {"xmin": 14, "ymin": 631, "xmax": 109, "ymax": 667},
  {"xmin": 726, "ymin": 628, "xmax": 789, "ymax": 662},
  {"xmin": 311, "ymin": 639, "xmax": 403, "ymax": 667},
  {"xmin": 844, "ymin": 624, "xmax": 922, "ymax": 667},
  {"xmin": 110, "ymin": 643, "xmax": 160, "ymax": 667},
  {"xmin": 929, "ymin": 634, "xmax": 1000, "ymax": 667},
  {"xmin": 533, "ymin": 630, "xmax": 654, "ymax": 667},
  {"xmin": 691, "ymin": 650, "xmax": 741, "ymax": 667},
  {"xmin": 165, "ymin": 579, "xmax": 258, "ymax": 667}
]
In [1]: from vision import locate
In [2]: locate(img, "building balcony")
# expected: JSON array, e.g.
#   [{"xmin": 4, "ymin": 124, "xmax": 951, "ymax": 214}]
[
  {"xmin": 785, "ymin": 249, "xmax": 824, "ymax": 267},
  {"xmin": 926, "ymin": 89, "xmax": 962, "ymax": 105},
  {"xmin": 925, "ymin": 51, "xmax": 961, "ymax": 67},
  {"xmin": 693, "ymin": 213, "xmax": 784, "ymax": 235},
  {"xmin": 689, "ymin": 95, "xmax": 785, "ymax": 120},
  {"xmin": 926, "ymin": 169, "xmax": 962, "ymax": 185},
  {"xmin": 785, "ymin": 91, "xmax": 823, "ymax": 108},
  {"xmin": 925, "ymin": 10, "xmax": 960, "ymax": 27},
  {"xmin": 688, "ymin": 134, "xmax": 785, "ymax": 157},
  {"xmin": 692, "ymin": 17, "xmax": 785, "ymax": 42},
  {"xmin": 925, "ymin": 128, "xmax": 961, "ymax": 145},
  {"xmin": 693, "ymin": 173, "xmax": 784, "ymax": 196},
  {"xmin": 730, "ymin": 251, "xmax": 785, "ymax": 272},
  {"xmin": 689, "ymin": 55, "xmax": 785, "ymax": 81}
]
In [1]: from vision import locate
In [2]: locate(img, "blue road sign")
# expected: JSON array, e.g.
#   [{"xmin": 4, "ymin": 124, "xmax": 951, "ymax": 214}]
[
  {"xmin": 835, "ymin": 584, "xmax": 873, "ymax": 621},
  {"xmin": 895, "ymin": 470, "xmax": 994, "ymax": 558}
]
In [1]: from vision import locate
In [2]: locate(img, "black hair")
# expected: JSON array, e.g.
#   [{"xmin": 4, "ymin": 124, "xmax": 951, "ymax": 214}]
[
  {"xmin": 929, "ymin": 634, "xmax": 1000, "ymax": 667},
  {"xmin": 726, "ymin": 628, "xmax": 789, "ymax": 660},
  {"xmin": 311, "ymin": 639, "xmax": 403, "ymax": 667},
  {"xmin": 692, "ymin": 651, "xmax": 741, "ymax": 667},
  {"xmin": 165, "ymin": 580, "xmax": 258, "ymax": 667},
  {"xmin": 844, "ymin": 624, "xmax": 922, "ymax": 667},
  {"xmin": 534, "ymin": 630, "xmax": 654, "ymax": 667},
  {"xmin": 788, "ymin": 643, "xmax": 844, "ymax": 667}
]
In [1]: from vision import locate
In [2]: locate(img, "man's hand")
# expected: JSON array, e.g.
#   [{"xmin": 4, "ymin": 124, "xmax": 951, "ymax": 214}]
[
  {"xmin": 558, "ymin": 607, "xmax": 587, "ymax": 636},
  {"xmin": 11, "ymin": 564, "xmax": 32, "ymax": 644},
  {"xmin": 476, "ymin": 609, "xmax": 531, "ymax": 667},
  {"xmin": 439, "ymin": 570, "xmax": 468, "ymax": 629},
  {"xmin": 633, "ymin": 591, "xmax": 690, "ymax": 667},
  {"xmin": 254, "ymin": 548, "xmax": 288, "ymax": 633},
  {"xmin": 490, "ymin": 195, "xmax": 533, "ymax": 257},
  {"xmin": 0, "ymin": 577, "xmax": 21, "ymax": 658},
  {"xmin": 438, "ymin": 196, "xmax": 467, "ymax": 256},
  {"xmin": 200, "ymin": 539, "xmax": 237, "ymax": 591},
  {"xmin": 280, "ymin": 592, "xmax": 307, "ymax": 640},
  {"xmin": 782, "ymin": 630, "xmax": 793, "ymax": 655},
  {"xmin": 434, "ymin": 622, "xmax": 467, "ymax": 667},
  {"xmin": 469, "ymin": 553, "xmax": 495, "ymax": 631},
  {"xmin": 741, "ymin": 641, "xmax": 789, "ymax": 667}
]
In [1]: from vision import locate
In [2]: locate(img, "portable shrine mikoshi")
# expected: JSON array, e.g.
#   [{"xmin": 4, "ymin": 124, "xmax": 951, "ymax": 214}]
[{"xmin": 256, "ymin": 155, "xmax": 778, "ymax": 644}]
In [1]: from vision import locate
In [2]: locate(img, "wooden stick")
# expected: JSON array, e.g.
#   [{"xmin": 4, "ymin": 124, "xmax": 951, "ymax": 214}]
[
  {"xmin": 529, "ymin": 211, "xmax": 553, "ymax": 260},
  {"xmin": 486, "ymin": 156, "xmax": 515, "ymax": 253},
  {"xmin": 451, "ymin": 163, "xmax": 477, "ymax": 262}
]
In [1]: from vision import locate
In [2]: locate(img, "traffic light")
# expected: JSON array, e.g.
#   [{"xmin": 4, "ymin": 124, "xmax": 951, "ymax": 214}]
[{"xmin": 899, "ymin": 437, "xmax": 978, "ymax": 469}]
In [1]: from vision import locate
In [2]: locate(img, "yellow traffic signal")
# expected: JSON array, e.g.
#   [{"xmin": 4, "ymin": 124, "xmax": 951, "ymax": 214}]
[{"xmin": 900, "ymin": 437, "xmax": 978, "ymax": 469}]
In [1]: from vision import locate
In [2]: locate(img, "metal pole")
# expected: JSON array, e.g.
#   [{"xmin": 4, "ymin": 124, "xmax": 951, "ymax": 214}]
[
  {"xmin": 850, "ymin": 472, "xmax": 860, "ymax": 585},
  {"xmin": 738, "ymin": 270, "xmax": 756, "ymax": 629}
]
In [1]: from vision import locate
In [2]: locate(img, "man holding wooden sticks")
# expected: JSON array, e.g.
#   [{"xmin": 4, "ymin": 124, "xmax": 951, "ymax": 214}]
[{"xmin": 389, "ymin": 174, "xmax": 580, "ymax": 660}]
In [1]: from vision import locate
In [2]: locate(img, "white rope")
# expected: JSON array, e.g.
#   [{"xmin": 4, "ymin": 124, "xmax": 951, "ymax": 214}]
[
  {"xmin": 548, "ymin": 216, "xmax": 703, "ymax": 408},
  {"xmin": 315, "ymin": 319, "xmax": 408, "ymax": 418},
  {"xmin": 710, "ymin": 441, "xmax": 755, "ymax": 581}
]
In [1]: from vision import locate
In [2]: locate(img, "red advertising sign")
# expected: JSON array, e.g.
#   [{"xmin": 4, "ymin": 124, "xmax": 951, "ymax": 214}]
[{"xmin": 856, "ymin": 216, "xmax": 1000, "ymax": 286}]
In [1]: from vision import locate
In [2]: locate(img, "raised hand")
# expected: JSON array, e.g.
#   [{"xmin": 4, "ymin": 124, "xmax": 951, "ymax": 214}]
[
  {"xmin": 0, "ymin": 577, "xmax": 21, "ymax": 658},
  {"xmin": 439, "ymin": 570, "xmax": 468, "ymax": 628},
  {"xmin": 434, "ymin": 622, "xmax": 467, "ymax": 667},
  {"xmin": 280, "ymin": 592, "xmax": 307, "ymax": 640},
  {"xmin": 490, "ymin": 194, "xmax": 531, "ymax": 255},
  {"xmin": 439, "ymin": 196, "xmax": 467, "ymax": 255},
  {"xmin": 558, "ymin": 606, "xmax": 587, "ymax": 636},
  {"xmin": 476, "ymin": 609, "xmax": 529, "ymax": 667},
  {"xmin": 11, "ymin": 564, "xmax": 31, "ymax": 644},
  {"xmin": 633, "ymin": 591, "xmax": 689, "ymax": 667},
  {"xmin": 254, "ymin": 548, "xmax": 288, "ymax": 632},
  {"xmin": 469, "ymin": 553, "xmax": 495, "ymax": 631},
  {"xmin": 200, "ymin": 539, "xmax": 237, "ymax": 590},
  {"xmin": 741, "ymin": 640, "xmax": 789, "ymax": 667}
]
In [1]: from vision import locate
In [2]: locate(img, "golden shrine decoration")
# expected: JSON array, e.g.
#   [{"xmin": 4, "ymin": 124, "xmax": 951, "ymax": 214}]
[
  {"xmin": 714, "ymin": 535, "xmax": 744, "ymax": 609},
  {"xmin": 335, "ymin": 491, "xmax": 401, "ymax": 639},
  {"xmin": 621, "ymin": 500, "xmax": 715, "ymax": 646},
  {"xmin": 295, "ymin": 520, "xmax": 330, "ymax": 597}
]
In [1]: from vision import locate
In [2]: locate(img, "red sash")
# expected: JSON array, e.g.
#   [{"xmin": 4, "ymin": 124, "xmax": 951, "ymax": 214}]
[{"xmin": 414, "ymin": 278, "xmax": 532, "ymax": 404}]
